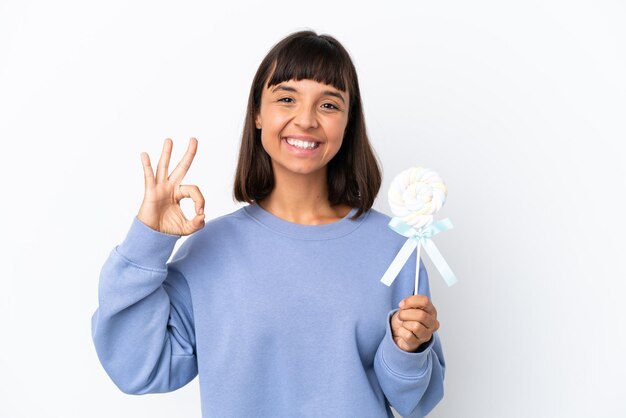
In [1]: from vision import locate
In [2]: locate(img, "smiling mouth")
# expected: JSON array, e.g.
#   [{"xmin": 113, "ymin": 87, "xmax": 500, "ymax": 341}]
[{"xmin": 283, "ymin": 137, "xmax": 320, "ymax": 150}]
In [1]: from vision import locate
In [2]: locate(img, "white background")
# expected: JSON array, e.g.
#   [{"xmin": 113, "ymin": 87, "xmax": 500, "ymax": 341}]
[{"xmin": 1, "ymin": 1, "xmax": 624, "ymax": 417}]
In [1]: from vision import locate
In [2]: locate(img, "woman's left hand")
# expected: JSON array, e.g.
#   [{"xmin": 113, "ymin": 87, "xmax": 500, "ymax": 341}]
[{"xmin": 391, "ymin": 295, "xmax": 440, "ymax": 353}]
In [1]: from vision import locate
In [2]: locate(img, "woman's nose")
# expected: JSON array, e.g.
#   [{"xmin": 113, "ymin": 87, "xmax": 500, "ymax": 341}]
[{"xmin": 293, "ymin": 105, "xmax": 319, "ymax": 129}]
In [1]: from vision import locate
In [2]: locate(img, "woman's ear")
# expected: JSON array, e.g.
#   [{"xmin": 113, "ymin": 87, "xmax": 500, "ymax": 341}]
[{"xmin": 255, "ymin": 114, "xmax": 262, "ymax": 130}]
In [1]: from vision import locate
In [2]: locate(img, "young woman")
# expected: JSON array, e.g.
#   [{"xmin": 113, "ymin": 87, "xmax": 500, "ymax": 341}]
[{"xmin": 92, "ymin": 30, "xmax": 445, "ymax": 417}]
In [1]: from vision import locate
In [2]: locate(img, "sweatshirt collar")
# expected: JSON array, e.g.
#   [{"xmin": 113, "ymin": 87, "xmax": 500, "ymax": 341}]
[{"xmin": 243, "ymin": 202, "xmax": 368, "ymax": 240}]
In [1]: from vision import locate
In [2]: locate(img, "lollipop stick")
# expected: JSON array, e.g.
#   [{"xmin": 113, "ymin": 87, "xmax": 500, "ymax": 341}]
[{"xmin": 414, "ymin": 241, "xmax": 421, "ymax": 295}]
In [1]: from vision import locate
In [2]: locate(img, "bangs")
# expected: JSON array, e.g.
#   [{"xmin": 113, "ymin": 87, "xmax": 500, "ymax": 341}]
[{"xmin": 266, "ymin": 36, "xmax": 350, "ymax": 92}]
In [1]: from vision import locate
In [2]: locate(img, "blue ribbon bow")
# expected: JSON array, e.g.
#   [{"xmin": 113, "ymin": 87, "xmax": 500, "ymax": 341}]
[{"xmin": 380, "ymin": 217, "xmax": 458, "ymax": 293}]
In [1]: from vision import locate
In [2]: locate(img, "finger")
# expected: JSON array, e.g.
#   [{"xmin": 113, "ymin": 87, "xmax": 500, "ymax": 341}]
[
  {"xmin": 401, "ymin": 319, "xmax": 436, "ymax": 345},
  {"xmin": 187, "ymin": 212, "xmax": 206, "ymax": 233},
  {"xmin": 169, "ymin": 137, "xmax": 198, "ymax": 183},
  {"xmin": 140, "ymin": 152, "xmax": 156, "ymax": 189},
  {"xmin": 178, "ymin": 184, "xmax": 206, "ymax": 234},
  {"xmin": 401, "ymin": 319, "xmax": 437, "ymax": 338},
  {"xmin": 399, "ymin": 295, "xmax": 436, "ymax": 314},
  {"xmin": 395, "ymin": 326, "xmax": 421, "ymax": 348},
  {"xmin": 398, "ymin": 309, "xmax": 437, "ymax": 329},
  {"xmin": 178, "ymin": 185, "xmax": 205, "ymax": 215},
  {"xmin": 156, "ymin": 138, "xmax": 173, "ymax": 183},
  {"xmin": 393, "ymin": 336, "xmax": 415, "ymax": 352},
  {"xmin": 178, "ymin": 211, "xmax": 205, "ymax": 236}
]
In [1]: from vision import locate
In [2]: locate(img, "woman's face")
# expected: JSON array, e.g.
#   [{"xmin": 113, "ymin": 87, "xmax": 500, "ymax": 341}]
[{"xmin": 255, "ymin": 78, "xmax": 350, "ymax": 179}]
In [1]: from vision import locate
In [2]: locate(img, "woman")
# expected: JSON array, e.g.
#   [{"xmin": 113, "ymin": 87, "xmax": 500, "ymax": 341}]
[{"xmin": 92, "ymin": 30, "xmax": 445, "ymax": 418}]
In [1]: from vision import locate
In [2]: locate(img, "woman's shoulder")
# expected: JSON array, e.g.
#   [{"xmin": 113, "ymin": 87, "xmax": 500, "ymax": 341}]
[
  {"xmin": 168, "ymin": 206, "xmax": 250, "ymax": 262},
  {"xmin": 192, "ymin": 205, "xmax": 251, "ymax": 238},
  {"xmin": 361, "ymin": 207, "xmax": 392, "ymax": 223},
  {"xmin": 356, "ymin": 206, "xmax": 395, "ymax": 231},
  {"xmin": 356, "ymin": 207, "xmax": 411, "ymax": 244}
]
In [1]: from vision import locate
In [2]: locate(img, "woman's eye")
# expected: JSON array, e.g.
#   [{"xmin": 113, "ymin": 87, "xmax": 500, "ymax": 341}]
[
  {"xmin": 278, "ymin": 97, "xmax": 294, "ymax": 103},
  {"xmin": 322, "ymin": 103, "xmax": 339, "ymax": 110}
]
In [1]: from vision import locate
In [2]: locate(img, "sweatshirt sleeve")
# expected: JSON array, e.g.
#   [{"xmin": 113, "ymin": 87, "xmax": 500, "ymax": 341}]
[
  {"xmin": 91, "ymin": 217, "xmax": 198, "ymax": 394},
  {"xmin": 373, "ymin": 262, "xmax": 446, "ymax": 418}
]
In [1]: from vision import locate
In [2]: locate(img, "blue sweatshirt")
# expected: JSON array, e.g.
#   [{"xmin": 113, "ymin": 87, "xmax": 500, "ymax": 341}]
[{"xmin": 91, "ymin": 203, "xmax": 445, "ymax": 417}]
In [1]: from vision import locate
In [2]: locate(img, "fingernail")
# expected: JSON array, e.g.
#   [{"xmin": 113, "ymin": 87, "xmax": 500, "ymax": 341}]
[{"xmin": 399, "ymin": 300, "xmax": 405, "ymax": 308}]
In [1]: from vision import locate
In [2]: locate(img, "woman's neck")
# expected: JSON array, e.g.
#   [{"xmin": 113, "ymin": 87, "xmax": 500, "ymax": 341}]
[{"xmin": 257, "ymin": 168, "xmax": 351, "ymax": 225}]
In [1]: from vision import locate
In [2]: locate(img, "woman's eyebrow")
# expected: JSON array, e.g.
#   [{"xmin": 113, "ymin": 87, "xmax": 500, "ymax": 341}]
[
  {"xmin": 271, "ymin": 85, "xmax": 346, "ymax": 104},
  {"xmin": 323, "ymin": 90, "xmax": 346, "ymax": 104},
  {"xmin": 271, "ymin": 85, "xmax": 297, "ymax": 94}
]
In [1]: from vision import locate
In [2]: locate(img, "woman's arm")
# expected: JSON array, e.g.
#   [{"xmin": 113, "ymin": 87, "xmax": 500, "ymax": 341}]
[
  {"xmin": 91, "ymin": 217, "xmax": 197, "ymax": 394},
  {"xmin": 373, "ymin": 263, "xmax": 446, "ymax": 417}
]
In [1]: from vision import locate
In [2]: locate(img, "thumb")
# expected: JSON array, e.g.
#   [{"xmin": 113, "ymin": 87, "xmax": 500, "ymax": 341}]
[
  {"xmin": 181, "ymin": 211, "xmax": 205, "ymax": 235},
  {"xmin": 390, "ymin": 310, "xmax": 403, "ymax": 331},
  {"xmin": 190, "ymin": 213, "xmax": 206, "ymax": 231}
]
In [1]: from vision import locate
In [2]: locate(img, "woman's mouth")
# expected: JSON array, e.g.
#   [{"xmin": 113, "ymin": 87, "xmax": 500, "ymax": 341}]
[{"xmin": 283, "ymin": 137, "xmax": 320, "ymax": 150}]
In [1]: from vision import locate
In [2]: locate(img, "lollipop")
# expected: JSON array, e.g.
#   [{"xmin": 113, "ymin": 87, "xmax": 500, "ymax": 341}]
[
  {"xmin": 388, "ymin": 167, "xmax": 447, "ymax": 230},
  {"xmin": 381, "ymin": 167, "xmax": 457, "ymax": 294}
]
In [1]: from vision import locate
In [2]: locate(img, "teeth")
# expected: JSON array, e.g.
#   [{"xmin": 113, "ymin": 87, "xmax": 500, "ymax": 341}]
[{"xmin": 285, "ymin": 137, "xmax": 319, "ymax": 150}]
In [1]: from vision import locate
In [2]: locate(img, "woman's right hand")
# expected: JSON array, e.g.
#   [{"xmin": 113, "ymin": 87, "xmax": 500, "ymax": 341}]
[{"xmin": 137, "ymin": 137, "xmax": 206, "ymax": 236}]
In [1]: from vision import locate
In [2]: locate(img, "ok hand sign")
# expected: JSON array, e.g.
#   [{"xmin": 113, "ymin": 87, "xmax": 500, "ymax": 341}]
[{"xmin": 137, "ymin": 138, "xmax": 206, "ymax": 236}]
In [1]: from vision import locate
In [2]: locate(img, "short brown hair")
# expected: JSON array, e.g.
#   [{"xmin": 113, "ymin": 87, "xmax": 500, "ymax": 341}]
[{"xmin": 233, "ymin": 30, "xmax": 381, "ymax": 219}]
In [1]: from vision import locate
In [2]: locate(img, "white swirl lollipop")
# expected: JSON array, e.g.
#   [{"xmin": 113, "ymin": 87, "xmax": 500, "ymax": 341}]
[
  {"xmin": 383, "ymin": 167, "xmax": 456, "ymax": 294},
  {"xmin": 388, "ymin": 167, "xmax": 448, "ymax": 230}
]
